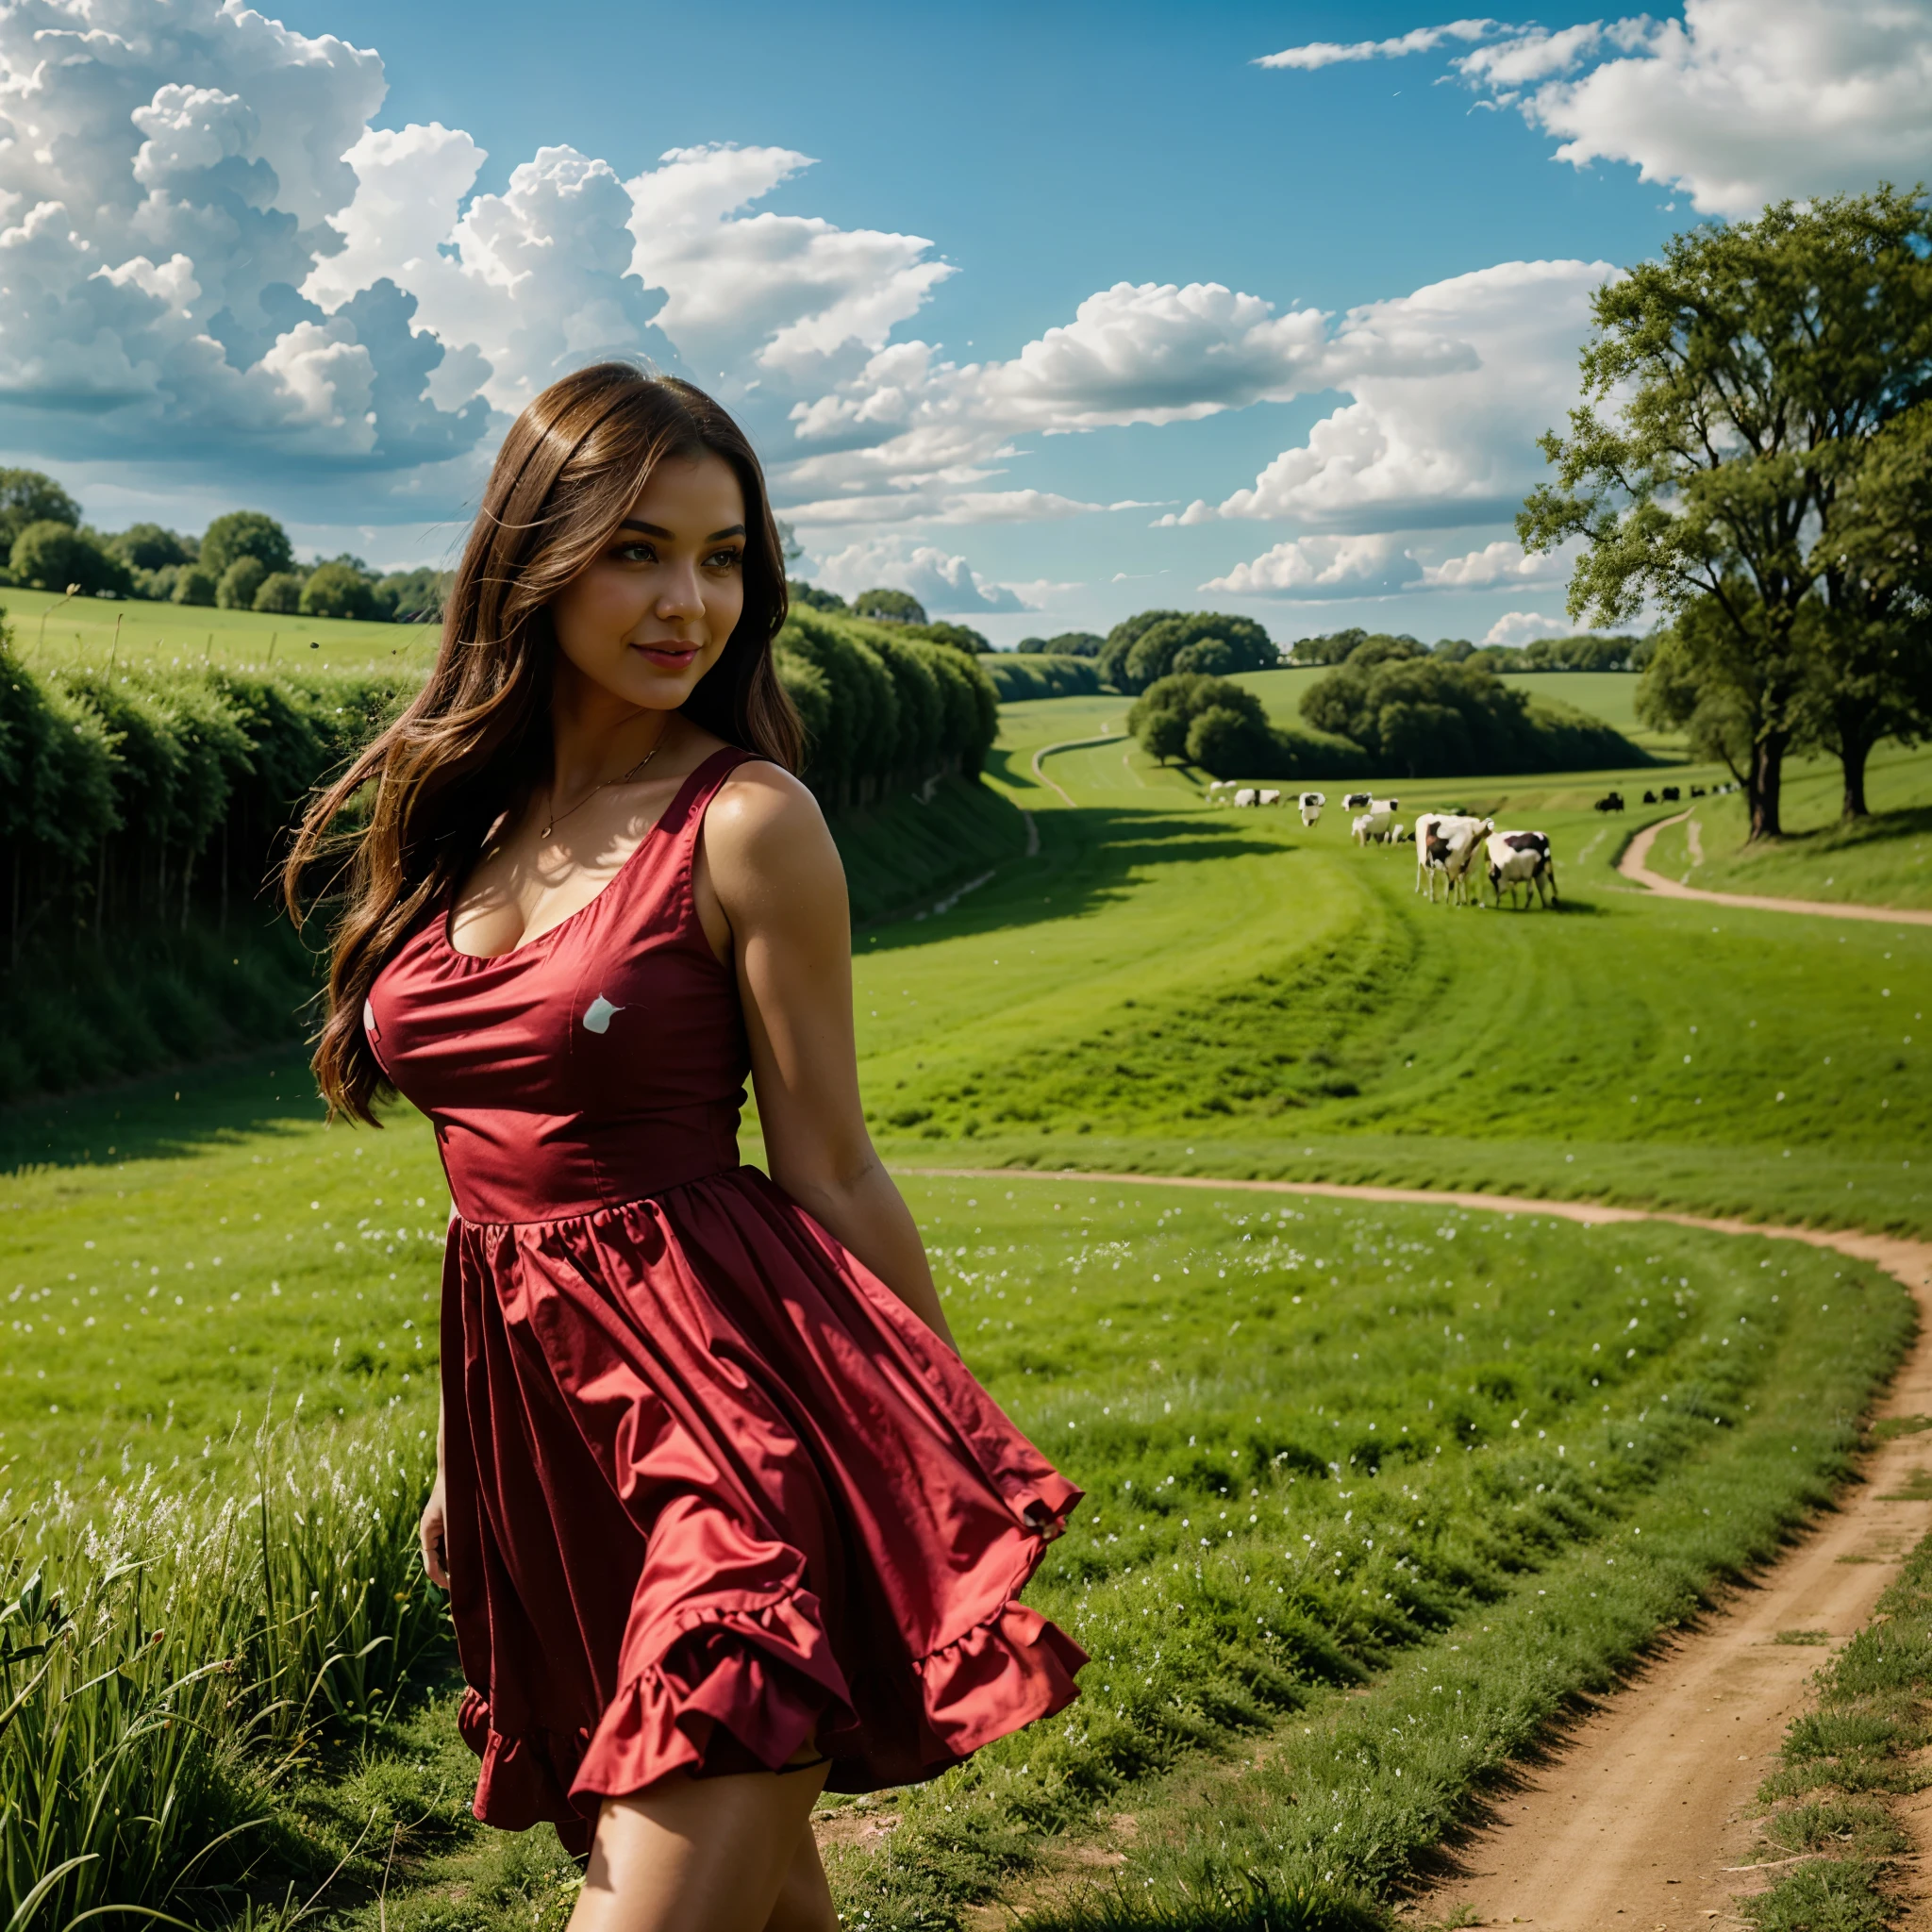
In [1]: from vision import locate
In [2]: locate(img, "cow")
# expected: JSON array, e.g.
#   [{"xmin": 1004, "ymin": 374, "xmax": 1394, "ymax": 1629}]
[
  {"xmin": 1415, "ymin": 812, "xmax": 1491, "ymax": 901},
  {"xmin": 1298, "ymin": 791, "xmax": 1326, "ymax": 826},
  {"xmin": 1486, "ymin": 829, "xmax": 1557, "ymax": 909},
  {"xmin": 1257, "ymin": 789, "xmax": 1282, "ymax": 807},
  {"xmin": 1593, "ymin": 791, "xmax": 1625, "ymax": 814},
  {"xmin": 1642, "ymin": 790, "xmax": 1657, "ymax": 805},
  {"xmin": 1690, "ymin": 785, "xmax": 1707, "ymax": 798},
  {"xmin": 1235, "ymin": 788, "xmax": 1258, "ymax": 808},
  {"xmin": 1342, "ymin": 791, "xmax": 1374, "ymax": 811},
  {"xmin": 1660, "ymin": 786, "xmax": 1681, "ymax": 803},
  {"xmin": 1352, "ymin": 798, "xmax": 1397, "ymax": 844},
  {"xmin": 1386, "ymin": 822, "xmax": 1409, "ymax": 844}
]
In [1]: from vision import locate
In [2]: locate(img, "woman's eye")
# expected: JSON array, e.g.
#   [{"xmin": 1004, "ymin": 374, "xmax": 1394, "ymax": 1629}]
[
  {"xmin": 614, "ymin": 541, "xmax": 656, "ymax": 563},
  {"xmin": 706, "ymin": 547, "xmax": 744, "ymax": 570}
]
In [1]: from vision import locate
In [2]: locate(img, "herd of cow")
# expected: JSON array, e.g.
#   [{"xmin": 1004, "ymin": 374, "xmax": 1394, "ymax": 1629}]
[{"xmin": 1205, "ymin": 782, "xmax": 1557, "ymax": 909}]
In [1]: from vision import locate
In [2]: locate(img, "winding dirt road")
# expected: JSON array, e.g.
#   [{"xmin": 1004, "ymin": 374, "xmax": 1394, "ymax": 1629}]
[
  {"xmin": 902, "ymin": 1165, "xmax": 1932, "ymax": 1930},
  {"xmin": 1619, "ymin": 808, "xmax": 1932, "ymax": 927}
]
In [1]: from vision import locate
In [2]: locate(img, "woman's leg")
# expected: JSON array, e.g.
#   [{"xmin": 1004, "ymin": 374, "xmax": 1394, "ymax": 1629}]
[
  {"xmin": 763, "ymin": 1821, "xmax": 839, "ymax": 1932},
  {"xmin": 567, "ymin": 1761, "xmax": 831, "ymax": 1932}
]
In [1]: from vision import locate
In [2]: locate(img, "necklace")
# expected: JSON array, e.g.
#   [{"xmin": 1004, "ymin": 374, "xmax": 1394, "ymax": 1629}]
[{"xmin": 538, "ymin": 722, "xmax": 669, "ymax": 841}]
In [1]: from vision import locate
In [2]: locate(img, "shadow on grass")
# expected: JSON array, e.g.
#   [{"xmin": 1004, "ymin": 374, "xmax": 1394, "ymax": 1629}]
[
  {"xmin": 0, "ymin": 1043, "xmax": 326, "ymax": 1174},
  {"xmin": 858, "ymin": 804, "xmax": 1287, "ymax": 960}
]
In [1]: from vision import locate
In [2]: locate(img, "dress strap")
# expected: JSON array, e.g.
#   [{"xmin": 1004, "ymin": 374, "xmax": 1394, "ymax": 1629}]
[{"xmin": 656, "ymin": 745, "xmax": 760, "ymax": 850}]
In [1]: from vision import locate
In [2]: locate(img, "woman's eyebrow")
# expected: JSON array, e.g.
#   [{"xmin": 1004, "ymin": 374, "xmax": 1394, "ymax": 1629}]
[{"xmin": 617, "ymin": 519, "xmax": 747, "ymax": 540}]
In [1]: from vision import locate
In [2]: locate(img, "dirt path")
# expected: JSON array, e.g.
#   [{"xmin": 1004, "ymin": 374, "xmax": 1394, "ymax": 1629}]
[
  {"xmin": 1029, "ymin": 733, "xmax": 1121, "ymax": 808},
  {"xmin": 1620, "ymin": 809, "xmax": 1932, "ymax": 926},
  {"xmin": 901, "ymin": 1165, "xmax": 1932, "ymax": 1930}
]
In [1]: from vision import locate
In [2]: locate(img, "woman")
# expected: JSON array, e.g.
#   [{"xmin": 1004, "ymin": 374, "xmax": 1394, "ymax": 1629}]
[{"xmin": 286, "ymin": 363, "xmax": 1085, "ymax": 1931}]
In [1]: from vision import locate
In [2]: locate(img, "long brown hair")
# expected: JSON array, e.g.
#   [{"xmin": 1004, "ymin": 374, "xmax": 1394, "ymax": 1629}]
[{"xmin": 285, "ymin": 362, "xmax": 800, "ymax": 1124}]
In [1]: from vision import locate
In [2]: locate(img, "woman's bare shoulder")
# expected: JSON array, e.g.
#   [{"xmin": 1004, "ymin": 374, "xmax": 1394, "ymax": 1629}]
[{"xmin": 702, "ymin": 760, "xmax": 837, "ymax": 879}]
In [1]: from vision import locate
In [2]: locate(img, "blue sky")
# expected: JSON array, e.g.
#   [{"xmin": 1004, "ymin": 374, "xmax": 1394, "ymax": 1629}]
[{"xmin": 4, "ymin": 0, "xmax": 1928, "ymax": 645}]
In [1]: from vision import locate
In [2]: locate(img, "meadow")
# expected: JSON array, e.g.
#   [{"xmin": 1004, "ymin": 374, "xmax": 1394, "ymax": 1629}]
[{"xmin": 5, "ymin": 685, "xmax": 1930, "ymax": 1928}]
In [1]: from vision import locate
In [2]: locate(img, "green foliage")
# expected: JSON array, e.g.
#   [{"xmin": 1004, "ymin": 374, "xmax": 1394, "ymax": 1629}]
[
  {"xmin": 0, "ymin": 1413, "xmax": 446, "ymax": 1931},
  {"xmin": 216, "ymin": 556, "xmax": 268, "ymax": 609},
  {"xmin": 786, "ymin": 578, "xmax": 848, "ymax": 612},
  {"xmin": 9, "ymin": 519, "xmax": 131, "ymax": 596},
  {"xmin": 252, "ymin": 569, "xmax": 306, "ymax": 614},
  {"xmin": 853, "ymin": 586, "xmax": 928, "ymax": 624},
  {"xmin": 774, "ymin": 605, "xmax": 998, "ymax": 807},
  {"xmin": 376, "ymin": 566, "xmax": 449, "ymax": 624},
  {"xmin": 1522, "ymin": 187, "xmax": 1932, "ymax": 837},
  {"xmin": 1299, "ymin": 656, "xmax": 1640, "ymax": 776},
  {"xmin": 1290, "ymin": 628, "xmax": 1371, "ymax": 667},
  {"xmin": 200, "ymin": 509, "xmax": 293, "ymax": 580},
  {"xmin": 1100, "ymin": 611, "xmax": 1279, "ymax": 694},
  {"xmin": 1477, "ymin": 632, "xmax": 1648, "ymax": 674},
  {"xmin": 1019, "ymin": 631, "xmax": 1106, "ymax": 658},
  {"xmin": 0, "ymin": 468, "xmax": 80, "ymax": 554},
  {"xmin": 1128, "ymin": 674, "xmax": 1357, "ymax": 780},
  {"xmin": 982, "ymin": 653, "xmax": 1108, "ymax": 701},
  {"xmin": 909, "ymin": 619, "xmax": 993, "ymax": 654},
  {"xmin": 173, "ymin": 562, "xmax": 219, "ymax": 606},
  {"xmin": 105, "ymin": 521, "xmax": 197, "ymax": 572},
  {"xmin": 301, "ymin": 558, "xmax": 375, "ymax": 621}
]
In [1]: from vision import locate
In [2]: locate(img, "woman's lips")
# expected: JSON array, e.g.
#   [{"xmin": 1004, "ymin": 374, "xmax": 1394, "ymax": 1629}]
[{"xmin": 633, "ymin": 641, "xmax": 699, "ymax": 666}]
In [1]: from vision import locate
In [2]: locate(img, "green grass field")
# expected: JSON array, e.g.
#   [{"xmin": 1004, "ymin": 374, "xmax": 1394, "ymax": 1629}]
[
  {"xmin": 6, "ymin": 687, "xmax": 1930, "ymax": 1929},
  {"xmin": 1644, "ymin": 740, "xmax": 1932, "ymax": 911},
  {"xmin": 1, "ymin": 582, "xmax": 438, "ymax": 674}
]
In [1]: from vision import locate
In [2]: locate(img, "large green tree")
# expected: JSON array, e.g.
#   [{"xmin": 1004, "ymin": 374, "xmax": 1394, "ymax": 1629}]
[
  {"xmin": 0, "ymin": 469, "xmax": 80, "ymax": 555},
  {"xmin": 1523, "ymin": 188, "xmax": 1932, "ymax": 839},
  {"xmin": 199, "ymin": 509, "xmax": 293, "ymax": 580}
]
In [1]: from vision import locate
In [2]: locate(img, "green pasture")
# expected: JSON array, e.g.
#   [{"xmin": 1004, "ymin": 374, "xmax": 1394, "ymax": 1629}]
[
  {"xmin": 0, "ymin": 1074, "xmax": 1908, "ymax": 1930},
  {"xmin": 5, "ymin": 685, "xmax": 1931, "ymax": 1928},
  {"xmin": 1644, "ymin": 738, "xmax": 1932, "ymax": 911},
  {"xmin": 0, "ymin": 583, "xmax": 438, "ymax": 673}
]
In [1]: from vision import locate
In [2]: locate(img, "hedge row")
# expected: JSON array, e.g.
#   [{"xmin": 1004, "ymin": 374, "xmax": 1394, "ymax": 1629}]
[
  {"xmin": 0, "ymin": 605, "xmax": 998, "ymax": 964},
  {"xmin": 978, "ymin": 653, "xmax": 1108, "ymax": 702}
]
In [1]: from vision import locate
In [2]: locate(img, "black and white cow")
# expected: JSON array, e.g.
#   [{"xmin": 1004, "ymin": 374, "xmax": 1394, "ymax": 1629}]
[
  {"xmin": 1415, "ymin": 812, "xmax": 1491, "ymax": 902},
  {"xmin": 1298, "ymin": 790, "xmax": 1326, "ymax": 826},
  {"xmin": 1485, "ymin": 829, "xmax": 1557, "ymax": 909}
]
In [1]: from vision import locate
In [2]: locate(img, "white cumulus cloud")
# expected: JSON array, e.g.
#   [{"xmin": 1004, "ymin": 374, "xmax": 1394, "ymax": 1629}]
[
  {"xmin": 1202, "ymin": 532, "xmax": 1416, "ymax": 598},
  {"xmin": 1418, "ymin": 538, "xmax": 1572, "ymax": 589},
  {"xmin": 812, "ymin": 537, "xmax": 1033, "ymax": 612},
  {"xmin": 1175, "ymin": 259, "xmax": 1608, "ymax": 530},
  {"xmin": 1484, "ymin": 609, "xmax": 1574, "ymax": 647},
  {"xmin": 1260, "ymin": 2, "xmax": 1932, "ymax": 220}
]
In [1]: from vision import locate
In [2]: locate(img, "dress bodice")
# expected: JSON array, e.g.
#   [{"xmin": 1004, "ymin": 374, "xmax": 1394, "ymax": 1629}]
[{"xmin": 366, "ymin": 747, "xmax": 755, "ymax": 1224}]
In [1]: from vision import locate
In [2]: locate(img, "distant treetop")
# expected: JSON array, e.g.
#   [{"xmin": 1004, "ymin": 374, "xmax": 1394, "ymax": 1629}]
[{"xmin": 852, "ymin": 587, "xmax": 927, "ymax": 625}]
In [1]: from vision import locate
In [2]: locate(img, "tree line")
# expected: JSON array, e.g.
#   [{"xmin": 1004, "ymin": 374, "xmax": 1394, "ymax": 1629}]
[
  {"xmin": 1523, "ymin": 186, "xmax": 1932, "ymax": 837},
  {"xmin": 0, "ymin": 470, "xmax": 446, "ymax": 623},
  {"xmin": 1291, "ymin": 627, "xmax": 1651, "ymax": 674},
  {"xmin": 0, "ymin": 601, "xmax": 997, "ymax": 973}
]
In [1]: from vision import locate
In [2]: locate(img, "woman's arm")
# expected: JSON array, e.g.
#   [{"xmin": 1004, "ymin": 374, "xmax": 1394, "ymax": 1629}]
[{"xmin": 697, "ymin": 765, "xmax": 953, "ymax": 1349}]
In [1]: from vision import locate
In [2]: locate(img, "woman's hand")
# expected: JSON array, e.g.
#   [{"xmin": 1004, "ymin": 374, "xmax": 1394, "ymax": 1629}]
[
  {"xmin": 696, "ymin": 763, "xmax": 954, "ymax": 1348},
  {"xmin": 421, "ymin": 1472, "xmax": 450, "ymax": 1589}
]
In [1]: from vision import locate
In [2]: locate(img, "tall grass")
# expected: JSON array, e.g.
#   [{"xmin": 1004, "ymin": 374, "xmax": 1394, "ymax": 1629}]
[{"xmin": 0, "ymin": 1411, "xmax": 441, "ymax": 1929}]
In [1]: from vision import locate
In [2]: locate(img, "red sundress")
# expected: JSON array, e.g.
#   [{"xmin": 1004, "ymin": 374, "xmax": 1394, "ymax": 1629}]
[{"xmin": 365, "ymin": 745, "xmax": 1085, "ymax": 1854}]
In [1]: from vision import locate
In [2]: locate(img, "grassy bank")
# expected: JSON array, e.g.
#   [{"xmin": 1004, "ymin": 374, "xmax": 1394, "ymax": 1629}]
[{"xmin": 1645, "ymin": 738, "xmax": 1932, "ymax": 910}]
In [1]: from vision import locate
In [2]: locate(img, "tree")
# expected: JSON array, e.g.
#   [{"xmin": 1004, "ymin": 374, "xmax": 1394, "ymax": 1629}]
[
  {"xmin": 301, "ymin": 560, "xmax": 375, "ymax": 620},
  {"xmin": 9, "ymin": 521, "xmax": 129, "ymax": 596},
  {"xmin": 377, "ymin": 568, "xmax": 449, "ymax": 624},
  {"xmin": 172, "ymin": 565, "xmax": 218, "ymax": 607},
  {"xmin": 788, "ymin": 579, "xmax": 848, "ymax": 612},
  {"xmin": 852, "ymin": 587, "xmax": 926, "ymax": 625},
  {"xmin": 910, "ymin": 621, "xmax": 991, "ymax": 654},
  {"xmin": 1521, "ymin": 188, "xmax": 1932, "ymax": 837},
  {"xmin": 1017, "ymin": 630, "xmax": 1105, "ymax": 658},
  {"xmin": 1100, "ymin": 610, "xmax": 1278, "ymax": 693},
  {"xmin": 217, "ymin": 557, "xmax": 269, "ymax": 609},
  {"xmin": 106, "ymin": 523, "xmax": 195, "ymax": 571},
  {"xmin": 1141, "ymin": 708, "xmax": 1189, "ymax": 762},
  {"xmin": 1300, "ymin": 656, "xmax": 1533, "ymax": 775},
  {"xmin": 1289, "ymin": 628, "xmax": 1366, "ymax": 666},
  {"xmin": 253, "ymin": 571, "xmax": 306, "ymax": 614},
  {"xmin": 0, "ymin": 469, "xmax": 80, "ymax": 554},
  {"xmin": 200, "ymin": 510, "xmax": 293, "ymax": 580},
  {"xmin": 1098, "ymin": 609, "xmax": 1181, "ymax": 690}
]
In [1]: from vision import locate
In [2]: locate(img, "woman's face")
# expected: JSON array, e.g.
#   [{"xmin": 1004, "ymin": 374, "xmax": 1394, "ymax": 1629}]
[{"xmin": 549, "ymin": 449, "xmax": 749, "ymax": 712}]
